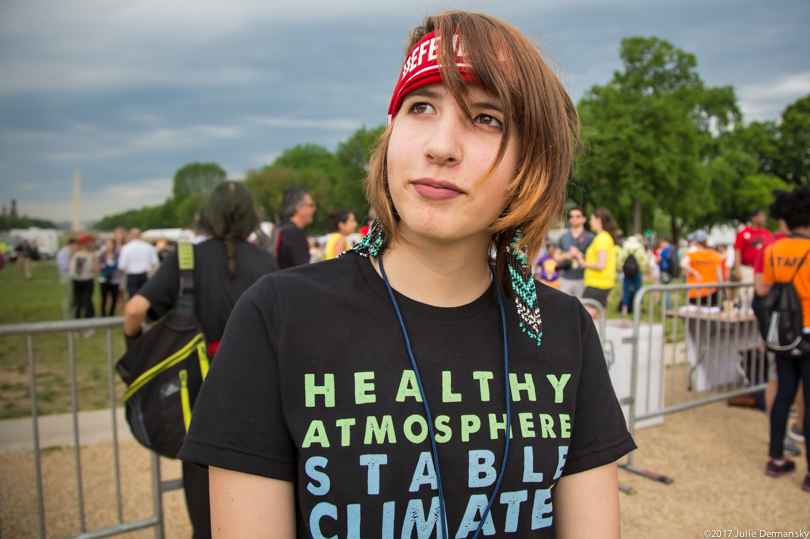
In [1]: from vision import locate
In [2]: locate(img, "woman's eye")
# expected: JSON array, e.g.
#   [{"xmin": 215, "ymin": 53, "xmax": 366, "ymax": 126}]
[
  {"xmin": 476, "ymin": 114, "xmax": 503, "ymax": 128},
  {"xmin": 410, "ymin": 102, "xmax": 436, "ymax": 114}
]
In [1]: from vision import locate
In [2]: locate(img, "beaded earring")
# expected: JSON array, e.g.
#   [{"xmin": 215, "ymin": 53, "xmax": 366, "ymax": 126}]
[
  {"xmin": 506, "ymin": 232, "xmax": 543, "ymax": 346},
  {"xmin": 347, "ymin": 218, "xmax": 385, "ymax": 258}
]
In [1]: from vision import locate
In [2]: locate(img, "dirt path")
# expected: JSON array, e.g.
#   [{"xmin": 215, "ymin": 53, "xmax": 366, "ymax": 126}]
[{"xmin": 2, "ymin": 402, "xmax": 807, "ymax": 538}]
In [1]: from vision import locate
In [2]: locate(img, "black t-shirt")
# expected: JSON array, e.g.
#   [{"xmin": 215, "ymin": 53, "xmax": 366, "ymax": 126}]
[
  {"xmin": 137, "ymin": 239, "xmax": 278, "ymax": 342},
  {"xmin": 178, "ymin": 253, "xmax": 635, "ymax": 538},
  {"xmin": 277, "ymin": 219, "xmax": 310, "ymax": 269}
]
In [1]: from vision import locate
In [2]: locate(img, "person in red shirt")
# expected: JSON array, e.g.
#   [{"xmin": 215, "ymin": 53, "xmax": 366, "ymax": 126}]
[{"xmin": 735, "ymin": 209, "xmax": 772, "ymax": 284}]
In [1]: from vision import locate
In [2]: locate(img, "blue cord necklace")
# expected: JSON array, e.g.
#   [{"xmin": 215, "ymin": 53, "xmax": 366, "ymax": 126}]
[{"xmin": 378, "ymin": 258, "xmax": 512, "ymax": 539}]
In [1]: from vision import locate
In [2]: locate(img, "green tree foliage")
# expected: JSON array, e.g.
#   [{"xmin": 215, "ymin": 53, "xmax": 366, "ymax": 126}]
[
  {"xmin": 0, "ymin": 215, "xmax": 57, "ymax": 231},
  {"xmin": 96, "ymin": 126, "xmax": 386, "ymax": 234},
  {"xmin": 247, "ymin": 125, "xmax": 385, "ymax": 233},
  {"xmin": 175, "ymin": 193, "xmax": 207, "ymax": 228},
  {"xmin": 173, "ymin": 162, "xmax": 226, "ymax": 201},
  {"xmin": 578, "ymin": 36, "xmax": 742, "ymax": 242},
  {"xmin": 95, "ymin": 199, "xmax": 179, "ymax": 231},
  {"xmin": 244, "ymin": 167, "xmax": 332, "ymax": 230},
  {"xmin": 272, "ymin": 144, "xmax": 339, "ymax": 175},
  {"xmin": 774, "ymin": 94, "xmax": 810, "ymax": 184},
  {"xmin": 97, "ymin": 162, "xmax": 228, "ymax": 230},
  {"xmin": 334, "ymin": 125, "xmax": 386, "ymax": 217},
  {"xmin": 701, "ymin": 126, "xmax": 790, "ymax": 225}
]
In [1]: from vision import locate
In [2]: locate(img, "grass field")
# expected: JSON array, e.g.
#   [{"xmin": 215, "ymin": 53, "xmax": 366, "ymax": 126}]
[{"xmin": 0, "ymin": 261, "xmax": 127, "ymax": 419}]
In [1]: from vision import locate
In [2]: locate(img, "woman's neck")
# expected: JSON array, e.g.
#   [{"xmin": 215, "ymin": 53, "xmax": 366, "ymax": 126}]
[
  {"xmin": 790, "ymin": 226, "xmax": 810, "ymax": 238},
  {"xmin": 373, "ymin": 233, "xmax": 493, "ymax": 308}
]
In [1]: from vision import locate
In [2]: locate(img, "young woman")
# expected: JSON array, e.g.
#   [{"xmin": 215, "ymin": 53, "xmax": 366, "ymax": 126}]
[
  {"xmin": 324, "ymin": 209, "xmax": 358, "ymax": 260},
  {"xmin": 758, "ymin": 186, "xmax": 810, "ymax": 490},
  {"xmin": 179, "ymin": 12, "xmax": 635, "ymax": 538},
  {"xmin": 124, "ymin": 182, "xmax": 278, "ymax": 539},
  {"xmin": 576, "ymin": 207, "xmax": 618, "ymax": 319}
]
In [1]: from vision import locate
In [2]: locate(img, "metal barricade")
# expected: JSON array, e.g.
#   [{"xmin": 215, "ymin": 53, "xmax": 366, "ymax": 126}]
[
  {"xmin": 624, "ymin": 281, "xmax": 767, "ymax": 470},
  {"xmin": 0, "ymin": 317, "xmax": 179, "ymax": 539}
]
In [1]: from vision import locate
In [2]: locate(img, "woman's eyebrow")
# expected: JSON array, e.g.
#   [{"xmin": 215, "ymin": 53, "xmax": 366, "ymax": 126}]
[
  {"xmin": 469, "ymin": 100, "xmax": 504, "ymax": 113},
  {"xmin": 405, "ymin": 88, "xmax": 441, "ymax": 100}
]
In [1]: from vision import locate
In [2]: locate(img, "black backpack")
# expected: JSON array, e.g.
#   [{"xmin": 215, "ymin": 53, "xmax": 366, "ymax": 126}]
[
  {"xmin": 116, "ymin": 243, "xmax": 209, "ymax": 458},
  {"xmin": 754, "ymin": 243, "xmax": 810, "ymax": 355},
  {"xmin": 623, "ymin": 253, "xmax": 639, "ymax": 278},
  {"xmin": 668, "ymin": 248, "xmax": 681, "ymax": 278}
]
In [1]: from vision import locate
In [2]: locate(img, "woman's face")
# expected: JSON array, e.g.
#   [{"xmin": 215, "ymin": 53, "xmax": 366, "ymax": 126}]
[
  {"xmin": 339, "ymin": 213, "xmax": 358, "ymax": 236},
  {"xmin": 589, "ymin": 213, "xmax": 602, "ymax": 233},
  {"xmin": 386, "ymin": 83, "xmax": 518, "ymax": 246}
]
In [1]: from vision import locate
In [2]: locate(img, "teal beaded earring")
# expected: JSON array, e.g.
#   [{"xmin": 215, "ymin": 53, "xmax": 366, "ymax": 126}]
[
  {"xmin": 506, "ymin": 232, "xmax": 542, "ymax": 346},
  {"xmin": 347, "ymin": 218, "xmax": 385, "ymax": 258}
]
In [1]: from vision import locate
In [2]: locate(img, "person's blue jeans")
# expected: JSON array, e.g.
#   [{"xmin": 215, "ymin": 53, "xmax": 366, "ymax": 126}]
[
  {"xmin": 660, "ymin": 270, "xmax": 673, "ymax": 310},
  {"xmin": 621, "ymin": 272, "xmax": 642, "ymax": 309},
  {"xmin": 769, "ymin": 338, "xmax": 809, "ymax": 470}
]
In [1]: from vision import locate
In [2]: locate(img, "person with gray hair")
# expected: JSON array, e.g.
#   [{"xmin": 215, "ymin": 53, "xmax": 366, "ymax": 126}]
[{"xmin": 273, "ymin": 185, "xmax": 315, "ymax": 269}]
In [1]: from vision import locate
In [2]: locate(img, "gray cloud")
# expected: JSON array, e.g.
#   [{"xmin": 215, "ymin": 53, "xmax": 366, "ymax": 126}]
[{"xmin": 1, "ymin": 0, "xmax": 808, "ymax": 221}]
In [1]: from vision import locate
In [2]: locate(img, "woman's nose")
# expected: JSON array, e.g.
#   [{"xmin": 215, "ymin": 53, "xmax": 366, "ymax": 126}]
[{"xmin": 423, "ymin": 111, "xmax": 464, "ymax": 166}]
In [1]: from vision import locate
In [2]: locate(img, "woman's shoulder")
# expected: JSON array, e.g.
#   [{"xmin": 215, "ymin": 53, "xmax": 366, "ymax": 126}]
[
  {"xmin": 255, "ymin": 253, "xmax": 364, "ymax": 295},
  {"xmin": 536, "ymin": 279, "xmax": 589, "ymax": 319},
  {"xmin": 594, "ymin": 231, "xmax": 613, "ymax": 245}
]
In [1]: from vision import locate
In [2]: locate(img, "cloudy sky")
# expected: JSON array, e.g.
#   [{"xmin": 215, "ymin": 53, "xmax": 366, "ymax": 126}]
[{"xmin": 1, "ymin": 0, "xmax": 808, "ymax": 222}]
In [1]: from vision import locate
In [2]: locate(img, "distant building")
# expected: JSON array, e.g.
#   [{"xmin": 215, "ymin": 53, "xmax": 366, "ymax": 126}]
[{"xmin": 10, "ymin": 199, "xmax": 18, "ymax": 218}]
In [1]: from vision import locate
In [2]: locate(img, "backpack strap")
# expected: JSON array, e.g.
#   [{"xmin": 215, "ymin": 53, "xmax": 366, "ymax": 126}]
[{"xmin": 176, "ymin": 242, "xmax": 195, "ymax": 318}]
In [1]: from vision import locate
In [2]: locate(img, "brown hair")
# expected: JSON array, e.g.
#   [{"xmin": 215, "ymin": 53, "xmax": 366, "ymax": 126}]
[
  {"xmin": 328, "ymin": 209, "xmax": 354, "ymax": 233},
  {"xmin": 198, "ymin": 181, "xmax": 259, "ymax": 280},
  {"xmin": 365, "ymin": 11, "xmax": 580, "ymax": 295},
  {"xmin": 592, "ymin": 207, "xmax": 618, "ymax": 242}
]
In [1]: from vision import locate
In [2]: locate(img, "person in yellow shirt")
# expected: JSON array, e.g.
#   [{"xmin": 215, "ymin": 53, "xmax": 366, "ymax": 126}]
[
  {"xmin": 575, "ymin": 207, "xmax": 618, "ymax": 319},
  {"xmin": 323, "ymin": 209, "xmax": 358, "ymax": 260}
]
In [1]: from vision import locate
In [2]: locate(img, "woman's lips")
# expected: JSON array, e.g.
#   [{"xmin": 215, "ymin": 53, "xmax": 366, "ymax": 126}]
[{"xmin": 411, "ymin": 179, "xmax": 464, "ymax": 200}]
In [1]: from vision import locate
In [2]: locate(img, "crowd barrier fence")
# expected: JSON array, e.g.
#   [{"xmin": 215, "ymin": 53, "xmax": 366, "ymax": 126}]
[
  {"xmin": 0, "ymin": 317, "xmax": 179, "ymax": 539},
  {"xmin": 2, "ymin": 281, "xmax": 771, "ymax": 534},
  {"xmin": 623, "ymin": 280, "xmax": 768, "ymax": 478}
]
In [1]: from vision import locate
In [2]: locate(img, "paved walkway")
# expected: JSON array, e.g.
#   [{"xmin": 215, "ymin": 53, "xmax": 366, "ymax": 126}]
[{"xmin": 0, "ymin": 408, "xmax": 132, "ymax": 453}]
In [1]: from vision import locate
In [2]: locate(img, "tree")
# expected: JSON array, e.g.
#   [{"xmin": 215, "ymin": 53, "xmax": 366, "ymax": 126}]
[
  {"xmin": 0, "ymin": 215, "xmax": 56, "ymax": 231},
  {"xmin": 775, "ymin": 94, "xmax": 810, "ymax": 185},
  {"xmin": 246, "ymin": 126, "xmax": 386, "ymax": 233},
  {"xmin": 272, "ymin": 144, "xmax": 339, "ymax": 176},
  {"xmin": 699, "ymin": 127, "xmax": 790, "ymax": 226},
  {"xmin": 577, "ymin": 36, "xmax": 741, "ymax": 242},
  {"xmin": 334, "ymin": 125, "xmax": 385, "ymax": 219},
  {"xmin": 244, "ymin": 167, "xmax": 332, "ymax": 231},
  {"xmin": 173, "ymin": 162, "xmax": 226, "ymax": 201},
  {"xmin": 175, "ymin": 193, "xmax": 206, "ymax": 228}
]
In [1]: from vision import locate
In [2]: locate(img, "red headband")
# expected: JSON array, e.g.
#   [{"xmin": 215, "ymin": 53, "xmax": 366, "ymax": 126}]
[{"xmin": 387, "ymin": 31, "xmax": 476, "ymax": 125}]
